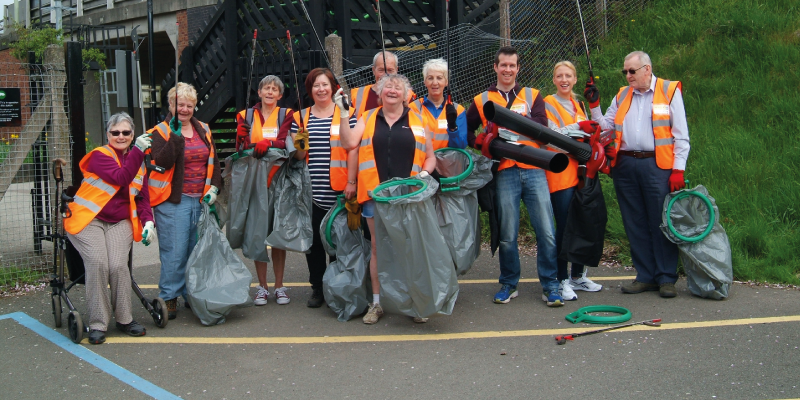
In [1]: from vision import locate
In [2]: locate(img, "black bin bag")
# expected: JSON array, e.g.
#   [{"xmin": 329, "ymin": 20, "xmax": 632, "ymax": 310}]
[
  {"xmin": 434, "ymin": 148, "xmax": 494, "ymax": 275},
  {"xmin": 372, "ymin": 176, "xmax": 458, "ymax": 319},
  {"xmin": 559, "ymin": 176, "xmax": 607, "ymax": 267},
  {"xmin": 321, "ymin": 196, "xmax": 371, "ymax": 321}
]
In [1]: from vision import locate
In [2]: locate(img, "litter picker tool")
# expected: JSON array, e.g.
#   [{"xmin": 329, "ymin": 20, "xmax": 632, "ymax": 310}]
[
  {"xmin": 444, "ymin": 0, "xmax": 455, "ymax": 104},
  {"xmin": 131, "ymin": 25, "xmax": 165, "ymax": 173},
  {"xmin": 240, "ymin": 29, "xmax": 259, "ymax": 153},
  {"xmin": 297, "ymin": 0, "xmax": 349, "ymax": 110},
  {"xmin": 555, "ymin": 318, "xmax": 662, "ymax": 345},
  {"xmin": 373, "ymin": 0, "xmax": 388, "ymax": 75},
  {"xmin": 575, "ymin": 0, "xmax": 594, "ymax": 79},
  {"xmin": 286, "ymin": 30, "xmax": 304, "ymax": 117}
]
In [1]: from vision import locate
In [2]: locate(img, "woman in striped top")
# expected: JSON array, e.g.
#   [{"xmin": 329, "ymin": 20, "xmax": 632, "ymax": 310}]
[{"xmin": 289, "ymin": 68, "xmax": 357, "ymax": 308}]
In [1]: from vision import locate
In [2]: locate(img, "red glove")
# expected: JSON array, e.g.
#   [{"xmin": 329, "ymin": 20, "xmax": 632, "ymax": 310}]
[
  {"xmin": 237, "ymin": 120, "xmax": 251, "ymax": 150},
  {"xmin": 584, "ymin": 77, "xmax": 600, "ymax": 109},
  {"xmin": 253, "ymin": 139, "xmax": 272, "ymax": 159},
  {"xmin": 669, "ymin": 169, "xmax": 686, "ymax": 192},
  {"xmin": 578, "ymin": 120, "xmax": 600, "ymax": 135}
]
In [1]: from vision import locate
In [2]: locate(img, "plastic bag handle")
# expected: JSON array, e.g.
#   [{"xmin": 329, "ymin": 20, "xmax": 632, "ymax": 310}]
[
  {"xmin": 665, "ymin": 182, "xmax": 715, "ymax": 243},
  {"xmin": 371, "ymin": 179, "xmax": 428, "ymax": 203},
  {"xmin": 435, "ymin": 147, "xmax": 474, "ymax": 186},
  {"xmin": 324, "ymin": 195, "xmax": 347, "ymax": 250}
]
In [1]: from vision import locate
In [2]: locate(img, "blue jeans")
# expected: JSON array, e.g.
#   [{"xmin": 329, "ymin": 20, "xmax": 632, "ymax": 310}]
[
  {"xmin": 496, "ymin": 167, "xmax": 559, "ymax": 293},
  {"xmin": 550, "ymin": 186, "xmax": 585, "ymax": 281},
  {"xmin": 154, "ymin": 195, "xmax": 203, "ymax": 301}
]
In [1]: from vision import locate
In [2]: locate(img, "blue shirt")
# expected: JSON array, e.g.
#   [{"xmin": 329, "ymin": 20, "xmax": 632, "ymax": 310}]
[{"xmin": 420, "ymin": 96, "xmax": 468, "ymax": 149}]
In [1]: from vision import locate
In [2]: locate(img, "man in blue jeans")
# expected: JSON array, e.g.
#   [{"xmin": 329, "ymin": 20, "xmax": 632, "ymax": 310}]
[{"xmin": 467, "ymin": 46, "xmax": 562, "ymax": 307}]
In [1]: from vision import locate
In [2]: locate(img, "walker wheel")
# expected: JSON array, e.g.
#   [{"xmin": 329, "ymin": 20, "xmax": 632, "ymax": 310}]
[
  {"xmin": 52, "ymin": 294, "xmax": 62, "ymax": 328},
  {"xmin": 152, "ymin": 298, "xmax": 169, "ymax": 328},
  {"xmin": 67, "ymin": 310, "xmax": 84, "ymax": 344}
]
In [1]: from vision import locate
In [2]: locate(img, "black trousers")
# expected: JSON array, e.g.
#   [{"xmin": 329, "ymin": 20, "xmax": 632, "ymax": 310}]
[{"xmin": 306, "ymin": 203, "xmax": 336, "ymax": 291}]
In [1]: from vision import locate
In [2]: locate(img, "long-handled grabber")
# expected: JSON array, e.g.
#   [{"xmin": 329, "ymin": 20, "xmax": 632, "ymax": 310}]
[
  {"xmin": 555, "ymin": 318, "xmax": 662, "ymax": 345},
  {"xmin": 297, "ymin": 0, "xmax": 349, "ymax": 110},
  {"xmin": 575, "ymin": 0, "xmax": 594, "ymax": 79},
  {"xmin": 131, "ymin": 25, "xmax": 165, "ymax": 173}
]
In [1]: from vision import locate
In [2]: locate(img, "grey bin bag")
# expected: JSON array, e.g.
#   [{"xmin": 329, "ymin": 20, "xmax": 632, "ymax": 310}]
[
  {"xmin": 373, "ymin": 175, "xmax": 459, "ymax": 318},
  {"xmin": 434, "ymin": 149, "xmax": 494, "ymax": 275},
  {"xmin": 267, "ymin": 157, "xmax": 314, "ymax": 252},
  {"xmin": 321, "ymin": 196, "xmax": 371, "ymax": 322},
  {"xmin": 224, "ymin": 149, "xmax": 288, "ymax": 262},
  {"xmin": 660, "ymin": 185, "xmax": 733, "ymax": 300},
  {"xmin": 186, "ymin": 203, "xmax": 254, "ymax": 325}
]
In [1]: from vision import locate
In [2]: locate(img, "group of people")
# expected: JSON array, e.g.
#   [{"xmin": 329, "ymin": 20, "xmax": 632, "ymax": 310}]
[{"xmin": 63, "ymin": 45, "xmax": 689, "ymax": 343}]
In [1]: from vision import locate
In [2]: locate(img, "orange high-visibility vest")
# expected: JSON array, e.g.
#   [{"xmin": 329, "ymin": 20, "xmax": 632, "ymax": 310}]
[
  {"xmin": 357, "ymin": 107, "xmax": 427, "ymax": 204},
  {"xmin": 293, "ymin": 105, "xmax": 356, "ymax": 192},
  {"xmin": 64, "ymin": 145, "xmax": 146, "ymax": 242},
  {"xmin": 237, "ymin": 106, "xmax": 289, "ymax": 187},
  {"xmin": 611, "ymin": 78, "xmax": 682, "ymax": 169},
  {"xmin": 147, "ymin": 121, "xmax": 217, "ymax": 205},
  {"xmin": 350, "ymin": 84, "xmax": 416, "ymax": 119},
  {"xmin": 409, "ymin": 97, "xmax": 463, "ymax": 150},
  {"xmin": 543, "ymin": 95, "xmax": 586, "ymax": 192},
  {"xmin": 473, "ymin": 87, "xmax": 541, "ymax": 171}
]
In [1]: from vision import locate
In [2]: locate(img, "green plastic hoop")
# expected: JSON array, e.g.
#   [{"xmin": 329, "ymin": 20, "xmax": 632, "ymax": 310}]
[
  {"xmin": 324, "ymin": 195, "xmax": 347, "ymax": 251},
  {"xmin": 666, "ymin": 182, "xmax": 715, "ymax": 243},
  {"xmin": 435, "ymin": 148, "xmax": 475, "ymax": 190},
  {"xmin": 565, "ymin": 305, "xmax": 632, "ymax": 324},
  {"xmin": 371, "ymin": 179, "xmax": 427, "ymax": 203}
]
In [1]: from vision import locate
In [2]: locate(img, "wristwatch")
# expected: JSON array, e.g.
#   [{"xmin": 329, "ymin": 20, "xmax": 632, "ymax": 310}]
[{"xmin": 347, "ymin": 180, "xmax": 357, "ymax": 185}]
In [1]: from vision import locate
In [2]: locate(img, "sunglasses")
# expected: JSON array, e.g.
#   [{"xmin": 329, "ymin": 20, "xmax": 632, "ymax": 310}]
[
  {"xmin": 621, "ymin": 65, "xmax": 647, "ymax": 76},
  {"xmin": 109, "ymin": 130, "xmax": 133, "ymax": 137}
]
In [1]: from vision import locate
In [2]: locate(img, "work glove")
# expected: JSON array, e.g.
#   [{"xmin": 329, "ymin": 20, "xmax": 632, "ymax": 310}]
[
  {"xmin": 334, "ymin": 88, "xmax": 348, "ymax": 114},
  {"xmin": 253, "ymin": 139, "xmax": 272, "ymax": 159},
  {"xmin": 418, "ymin": 171, "xmax": 430, "ymax": 179},
  {"xmin": 294, "ymin": 127, "xmax": 309, "ymax": 151},
  {"xmin": 578, "ymin": 120, "xmax": 600, "ymax": 135},
  {"xmin": 202, "ymin": 185, "xmax": 219, "ymax": 205},
  {"xmin": 134, "ymin": 133, "xmax": 152, "ymax": 152},
  {"xmin": 169, "ymin": 116, "xmax": 182, "ymax": 136},
  {"xmin": 344, "ymin": 197, "xmax": 362, "ymax": 231},
  {"xmin": 141, "ymin": 221, "xmax": 156, "ymax": 246},
  {"xmin": 445, "ymin": 103, "xmax": 458, "ymax": 131},
  {"xmin": 237, "ymin": 120, "xmax": 251, "ymax": 150},
  {"xmin": 669, "ymin": 169, "xmax": 686, "ymax": 192},
  {"xmin": 584, "ymin": 77, "xmax": 600, "ymax": 109}
]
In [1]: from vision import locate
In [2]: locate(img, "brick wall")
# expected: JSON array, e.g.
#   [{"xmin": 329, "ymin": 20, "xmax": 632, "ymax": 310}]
[
  {"xmin": 177, "ymin": 9, "xmax": 189, "ymax": 63},
  {"xmin": 187, "ymin": 5, "xmax": 218, "ymax": 45}
]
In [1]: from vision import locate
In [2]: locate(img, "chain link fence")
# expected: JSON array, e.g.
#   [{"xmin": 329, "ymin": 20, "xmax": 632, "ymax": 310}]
[
  {"xmin": 0, "ymin": 60, "xmax": 72, "ymax": 288},
  {"xmin": 340, "ymin": 0, "xmax": 646, "ymax": 105}
]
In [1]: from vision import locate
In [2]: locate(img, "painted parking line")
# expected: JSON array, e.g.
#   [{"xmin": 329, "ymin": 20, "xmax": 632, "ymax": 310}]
[
  {"xmin": 135, "ymin": 275, "xmax": 638, "ymax": 289},
  {"xmin": 0, "ymin": 312, "xmax": 181, "ymax": 400},
  {"xmin": 103, "ymin": 314, "xmax": 800, "ymax": 345}
]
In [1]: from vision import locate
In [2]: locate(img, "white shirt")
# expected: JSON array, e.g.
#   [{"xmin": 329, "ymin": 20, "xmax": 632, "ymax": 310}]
[{"xmin": 591, "ymin": 75, "xmax": 690, "ymax": 170}]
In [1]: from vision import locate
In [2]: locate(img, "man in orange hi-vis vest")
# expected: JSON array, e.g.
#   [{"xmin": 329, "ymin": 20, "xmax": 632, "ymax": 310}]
[
  {"xmin": 586, "ymin": 51, "xmax": 690, "ymax": 298},
  {"xmin": 467, "ymin": 46, "xmax": 563, "ymax": 308},
  {"xmin": 349, "ymin": 51, "xmax": 416, "ymax": 119}
]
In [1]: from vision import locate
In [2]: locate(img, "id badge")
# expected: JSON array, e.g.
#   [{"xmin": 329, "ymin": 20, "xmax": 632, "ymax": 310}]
[
  {"xmin": 511, "ymin": 103, "xmax": 527, "ymax": 114},
  {"xmin": 411, "ymin": 126, "xmax": 425, "ymax": 138},
  {"xmin": 653, "ymin": 104, "xmax": 670, "ymax": 116},
  {"xmin": 262, "ymin": 127, "xmax": 278, "ymax": 139},
  {"xmin": 330, "ymin": 124, "xmax": 340, "ymax": 137},
  {"xmin": 438, "ymin": 119, "xmax": 448, "ymax": 130}
]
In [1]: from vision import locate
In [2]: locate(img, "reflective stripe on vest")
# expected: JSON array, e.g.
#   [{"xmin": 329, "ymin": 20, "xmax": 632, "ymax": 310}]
[
  {"xmin": 295, "ymin": 106, "xmax": 354, "ymax": 191},
  {"xmin": 64, "ymin": 145, "xmax": 145, "ymax": 241},
  {"xmin": 239, "ymin": 107, "xmax": 288, "ymax": 186},
  {"xmin": 146, "ymin": 121, "xmax": 174, "ymax": 206},
  {"xmin": 473, "ymin": 87, "xmax": 541, "ymax": 171},
  {"xmin": 412, "ymin": 96, "xmax": 462, "ymax": 150},
  {"xmin": 356, "ymin": 107, "xmax": 426, "ymax": 204},
  {"xmin": 350, "ymin": 85, "xmax": 372, "ymax": 119},
  {"xmin": 611, "ymin": 78, "xmax": 681, "ymax": 169},
  {"xmin": 543, "ymin": 95, "xmax": 586, "ymax": 193}
]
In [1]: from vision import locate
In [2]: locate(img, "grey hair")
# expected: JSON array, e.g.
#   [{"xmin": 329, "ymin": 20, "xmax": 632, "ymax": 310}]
[
  {"xmin": 375, "ymin": 74, "xmax": 411, "ymax": 107},
  {"xmin": 106, "ymin": 112, "xmax": 135, "ymax": 133},
  {"xmin": 625, "ymin": 51, "xmax": 652, "ymax": 67},
  {"xmin": 372, "ymin": 51, "xmax": 399, "ymax": 67},
  {"xmin": 422, "ymin": 58, "xmax": 449, "ymax": 81},
  {"xmin": 258, "ymin": 75, "xmax": 285, "ymax": 95}
]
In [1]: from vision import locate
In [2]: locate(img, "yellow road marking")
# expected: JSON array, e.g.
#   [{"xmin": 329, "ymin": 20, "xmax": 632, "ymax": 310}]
[
  {"xmin": 103, "ymin": 315, "xmax": 800, "ymax": 344},
  {"xmin": 135, "ymin": 276, "xmax": 637, "ymax": 289}
]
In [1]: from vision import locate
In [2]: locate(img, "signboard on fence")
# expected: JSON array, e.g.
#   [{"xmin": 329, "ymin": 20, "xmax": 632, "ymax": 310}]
[{"xmin": 0, "ymin": 88, "xmax": 22, "ymax": 127}]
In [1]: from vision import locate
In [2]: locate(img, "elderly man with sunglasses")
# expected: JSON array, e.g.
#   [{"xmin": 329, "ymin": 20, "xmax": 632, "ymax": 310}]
[{"xmin": 584, "ymin": 50, "xmax": 690, "ymax": 298}]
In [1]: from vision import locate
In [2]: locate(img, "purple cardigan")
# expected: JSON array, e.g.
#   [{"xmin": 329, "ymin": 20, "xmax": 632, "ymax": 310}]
[{"xmin": 87, "ymin": 146, "xmax": 154, "ymax": 225}]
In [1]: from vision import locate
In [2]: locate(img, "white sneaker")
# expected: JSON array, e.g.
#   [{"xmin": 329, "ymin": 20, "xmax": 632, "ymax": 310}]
[
  {"xmin": 570, "ymin": 271, "xmax": 603, "ymax": 292},
  {"xmin": 254, "ymin": 285, "xmax": 269, "ymax": 306},
  {"xmin": 274, "ymin": 287, "xmax": 290, "ymax": 305},
  {"xmin": 559, "ymin": 279, "xmax": 578, "ymax": 301}
]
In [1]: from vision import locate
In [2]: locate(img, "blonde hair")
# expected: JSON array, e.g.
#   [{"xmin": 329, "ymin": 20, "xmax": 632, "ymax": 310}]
[
  {"xmin": 167, "ymin": 82, "xmax": 198, "ymax": 108},
  {"xmin": 553, "ymin": 60, "xmax": 578, "ymax": 99},
  {"xmin": 375, "ymin": 74, "xmax": 411, "ymax": 107}
]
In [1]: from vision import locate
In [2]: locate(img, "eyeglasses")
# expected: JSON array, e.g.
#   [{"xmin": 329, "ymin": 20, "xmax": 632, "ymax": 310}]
[
  {"xmin": 621, "ymin": 65, "xmax": 647, "ymax": 76},
  {"xmin": 109, "ymin": 130, "xmax": 133, "ymax": 137}
]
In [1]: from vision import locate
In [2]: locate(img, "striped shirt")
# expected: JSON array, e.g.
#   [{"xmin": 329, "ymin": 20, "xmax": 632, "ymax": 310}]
[
  {"xmin": 182, "ymin": 130, "xmax": 209, "ymax": 197},
  {"xmin": 291, "ymin": 114, "xmax": 357, "ymax": 209}
]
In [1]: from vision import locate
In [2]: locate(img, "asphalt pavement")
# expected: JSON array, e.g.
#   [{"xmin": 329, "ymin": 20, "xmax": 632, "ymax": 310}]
[{"xmin": 1, "ymin": 242, "xmax": 798, "ymax": 400}]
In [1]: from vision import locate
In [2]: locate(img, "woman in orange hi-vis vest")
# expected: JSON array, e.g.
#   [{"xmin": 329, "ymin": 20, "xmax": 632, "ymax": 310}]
[
  {"xmin": 148, "ymin": 83, "xmax": 222, "ymax": 320},
  {"xmin": 64, "ymin": 112, "xmax": 153, "ymax": 345},
  {"xmin": 338, "ymin": 74, "xmax": 437, "ymax": 325},
  {"xmin": 235, "ymin": 75, "xmax": 294, "ymax": 307},
  {"xmin": 543, "ymin": 61, "xmax": 605, "ymax": 302},
  {"xmin": 288, "ymin": 68, "xmax": 358, "ymax": 309}
]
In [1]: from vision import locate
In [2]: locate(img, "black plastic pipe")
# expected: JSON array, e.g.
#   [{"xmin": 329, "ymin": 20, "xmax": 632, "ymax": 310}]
[{"xmin": 489, "ymin": 139, "xmax": 569, "ymax": 173}]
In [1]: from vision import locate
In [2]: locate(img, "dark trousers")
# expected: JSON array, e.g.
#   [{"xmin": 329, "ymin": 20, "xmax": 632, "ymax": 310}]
[
  {"xmin": 306, "ymin": 203, "xmax": 336, "ymax": 291},
  {"xmin": 551, "ymin": 186, "xmax": 585, "ymax": 281},
  {"xmin": 611, "ymin": 155, "xmax": 679, "ymax": 285}
]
